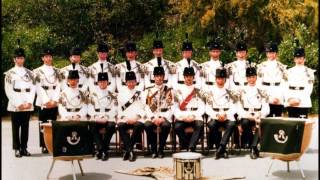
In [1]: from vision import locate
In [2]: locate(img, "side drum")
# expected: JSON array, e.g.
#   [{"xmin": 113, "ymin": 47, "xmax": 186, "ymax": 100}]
[{"xmin": 173, "ymin": 152, "xmax": 202, "ymax": 180}]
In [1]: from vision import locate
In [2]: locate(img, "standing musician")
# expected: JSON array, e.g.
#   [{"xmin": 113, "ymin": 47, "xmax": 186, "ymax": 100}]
[
  {"xmin": 172, "ymin": 33, "xmax": 202, "ymax": 89},
  {"xmin": 58, "ymin": 63, "xmax": 88, "ymax": 121},
  {"xmin": 34, "ymin": 47, "xmax": 61, "ymax": 153},
  {"xmin": 143, "ymin": 62, "xmax": 174, "ymax": 158},
  {"xmin": 238, "ymin": 62, "xmax": 270, "ymax": 159},
  {"xmin": 88, "ymin": 43, "xmax": 117, "ymax": 93},
  {"xmin": 285, "ymin": 47, "xmax": 315, "ymax": 118},
  {"xmin": 117, "ymin": 69, "xmax": 146, "ymax": 162},
  {"xmin": 4, "ymin": 42, "xmax": 36, "ymax": 157},
  {"xmin": 173, "ymin": 64, "xmax": 206, "ymax": 152},
  {"xmin": 88, "ymin": 64, "xmax": 117, "ymax": 161},
  {"xmin": 257, "ymin": 42, "xmax": 287, "ymax": 117},
  {"xmin": 60, "ymin": 47, "xmax": 90, "ymax": 93},
  {"xmin": 205, "ymin": 66, "xmax": 237, "ymax": 159},
  {"xmin": 201, "ymin": 40, "xmax": 227, "ymax": 91},
  {"xmin": 144, "ymin": 34, "xmax": 176, "ymax": 88},
  {"xmin": 115, "ymin": 40, "xmax": 145, "ymax": 92}
]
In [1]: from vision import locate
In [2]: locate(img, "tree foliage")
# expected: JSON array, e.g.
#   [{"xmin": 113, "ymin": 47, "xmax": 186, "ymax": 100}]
[{"xmin": 1, "ymin": 0, "xmax": 318, "ymax": 114}]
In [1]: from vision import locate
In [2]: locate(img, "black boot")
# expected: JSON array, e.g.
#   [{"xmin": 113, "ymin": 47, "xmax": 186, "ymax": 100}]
[
  {"xmin": 215, "ymin": 146, "xmax": 228, "ymax": 160},
  {"xmin": 123, "ymin": 151, "xmax": 130, "ymax": 161},
  {"xmin": 158, "ymin": 150, "xmax": 165, "ymax": 158},
  {"xmin": 96, "ymin": 151, "xmax": 102, "ymax": 160},
  {"xmin": 41, "ymin": 147, "xmax": 48, "ymax": 154},
  {"xmin": 15, "ymin": 150, "xmax": 22, "ymax": 158},
  {"xmin": 250, "ymin": 147, "xmax": 259, "ymax": 159},
  {"xmin": 20, "ymin": 149, "xmax": 31, "ymax": 156},
  {"xmin": 101, "ymin": 151, "xmax": 109, "ymax": 161},
  {"xmin": 129, "ymin": 151, "xmax": 136, "ymax": 162}
]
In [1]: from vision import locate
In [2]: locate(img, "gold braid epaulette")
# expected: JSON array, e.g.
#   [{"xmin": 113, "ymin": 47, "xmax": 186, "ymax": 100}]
[{"xmin": 108, "ymin": 91, "xmax": 118, "ymax": 106}]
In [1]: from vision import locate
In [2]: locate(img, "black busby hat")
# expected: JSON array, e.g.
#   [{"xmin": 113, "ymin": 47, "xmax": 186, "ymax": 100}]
[
  {"xmin": 97, "ymin": 63, "xmax": 108, "ymax": 81},
  {"xmin": 216, "ymin": 68, "xmax": 227, "ymax": 78},
  {"xmin": 68, "ymin": 63, "xmax": 80, "ymax": 79},
  {"xmin": 97, "ymin": 43, "xmax": 109, "ymax": 52},
  {"xmin": 125, "ymin": 41, "xmax": 137, "ymax": 52},
  {"xmin": 208, "ymin": 41, "xmax": 221, "ymax": 50},
  {"xmin": 70, "ymin": 47, "xmax": 81, "ymax": 56},
  {"xmin": 265, "ymin": 42, "xmax": 278, "ymax": 52},
  {"xmin": 246, "ymin": 60, "xmax": 257, "ymax": 77},
  {"xmin": 183, "ymin": 67, "xmax": 195, "ymax": 76},
  {"xmin": 236, "ymin": 41, "xmax": 247, "ymax": 51},
  {"xmin": 246, "ymin": 67, "xmax": 256, "ymax": 77},
  {"xmin": 153, "ymin": 66, "xmax": 165, "ymax": 76},
  {"xmin": 42, "ymin": 48, "xmax": 53, "ymax": 56},
  {"xmin": 125, "ymin": 71, "xmax": 136, "ymax": 81},
  {"xmin": 14, "ymin": 39, "xmax": 25, "ymax": 58},
  {"xmin": 294, "ymin": 47, "xmax": 305, "ymax": 57},
  {"xmin": 153, "ymin": 40, "xmax": 164, "ymax": 49},
  {"xmin": 182, "ymin": 33, "xmax": 193, "ymax": 51},
  {"xmin": 14, "ymin": 48, "xmax": 25, "ymax": 58}
]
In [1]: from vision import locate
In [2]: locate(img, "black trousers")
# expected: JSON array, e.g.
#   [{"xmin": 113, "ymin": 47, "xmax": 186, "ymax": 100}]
[
  {"xmin": 118, "ymin": 121, "xmax": 144, "ymax": 152},
  {"xmin": 93, "ymin": 121, "xmax": 116, "ymax": 152},
  {"xmin": 287, "ymin": 107, "xmax": 309, "ymax": 118},
  {"xmin": 174, "ymin": 120, "xmax": 204, "ymax": 149},
  {"xmin": 233, "ymin": 114, "xmax": 240, "ymax": 146},
  {"xmin": 144, "ymin": 120, "xmax": 171, "ymax": 153},
  {"xmin": 11, "ymin": 111, "xmax": 31, "ymax": 150},
  {"xmin": 240, "ymin": 119, "xmax": 259, "ymax": 148},
  {"xmin": 38, "ymin": 107, "xmax": 58, "ymax": 147},
  {"xmin": 207, "ymin": 119, "xmax": 235, "ymax": 149},
  {"xmin": 267, "ymin": 104, "xmax": 284, "ymax": 117}
]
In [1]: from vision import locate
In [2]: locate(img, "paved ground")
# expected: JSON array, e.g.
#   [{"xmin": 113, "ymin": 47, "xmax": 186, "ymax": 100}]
[{"xmin": 2, "ymin": 116, "xmax": 319, "ymax": 180}]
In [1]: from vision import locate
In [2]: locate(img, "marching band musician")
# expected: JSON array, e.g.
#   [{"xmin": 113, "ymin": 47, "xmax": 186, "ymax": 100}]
[
  {"xmin": 285, "ymin": 47, "xmax": 315, "ymax": 118},
  {"xmin": 173, "ymin": 64, "xmax": 206, "ymax": 152},
  {"xmin": 60, "ymin": 47, "xmax": 90, "ymax": 93},
  {"xmin": 88, "ymin": 64, "xmax": 117, "ymax": 161},
  {"xmin": 33, "ymin": 47, "xmax": 61, "ymax": 153},
  {"xmin": 117, "ymin": 68, "xmax": 146, "ymax": 162},
  {"xmin": 226, "ymin": 41, "xmax": 251, "ymax": 90},
  {"xmin": 172, "ymin": 33, "xmax": 202, "ymax": 89},
  {"xmin": 115, "ymin": 40, "xmax": 145, "ymax": 92},
  {"xmin": 205, "ymin": 66, "xmax": 237, "ymax": 159},
  {"xmin": 58, "ymin": 63, "xmax": 88, "ymax": 121},
  {"xmin": 88, "ymin": 43, "xmax": 117, "ymax": 93},
  {"xmin": 144, "ymin": 35, "xmax": 176, "ymax": 88},
  {"xmin": 4, "ymin": 43, "xmax": 36, "ymax": 157},
  {"xmin": 143, "ymin": 63, "xmax": 174, "ymax": 159},
  {"xmin": 257, "ymin": 42, "xmax": 287, "ymax": 117},
  {"xmin": 238, "ymin": 62, "xmax": 270, "ymax": 159},
  {"xmin": 201, "ymin": 40, "xmax": 228, "ymax": 91}
]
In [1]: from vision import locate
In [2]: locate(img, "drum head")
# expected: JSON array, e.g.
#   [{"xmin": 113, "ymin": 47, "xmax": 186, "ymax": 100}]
[{"xmin": 172, "ymin": 152, "xmax": 202, "ymax": 159}]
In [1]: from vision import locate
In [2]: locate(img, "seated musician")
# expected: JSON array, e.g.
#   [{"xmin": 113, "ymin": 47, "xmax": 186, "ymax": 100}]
[
  {"xmin": 238, "ymin": 62, "xmax": 270, "ymax": 159},
  {"xmin": 205, "ymin": 66, "xmax": 237, "ymax": 159},
  {"xmin": 88, "ymin": 64, "xmax": 117, "ymax": 161},
  {"xmin": 58, "ymin": 63, "xmax": 88, "ymax": 121},
  {"xmin": 117, "ymin": 69, "xmax": 146, "ymax": 162},
  {"xmin": 143, "ymin": 63, "xmax": 174, "ymax": 159},
  {"xmin": 173, "ymin": 63, "xmax": 205, "ymax": 152}
]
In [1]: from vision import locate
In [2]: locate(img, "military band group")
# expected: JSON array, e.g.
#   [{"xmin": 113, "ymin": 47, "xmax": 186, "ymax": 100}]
[{"xmin": 4, "ymin": 36, "xmax": 315, "ymax": 162}]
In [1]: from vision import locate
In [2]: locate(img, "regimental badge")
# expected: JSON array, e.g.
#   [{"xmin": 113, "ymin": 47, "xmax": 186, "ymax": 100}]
[
  {"xmin": 66, "ymin": 131, "xmax": 81, "ymax": 145},
  {"xmin": 274, "ymin": 129, "xmax": 288, "ymax": 144}
]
